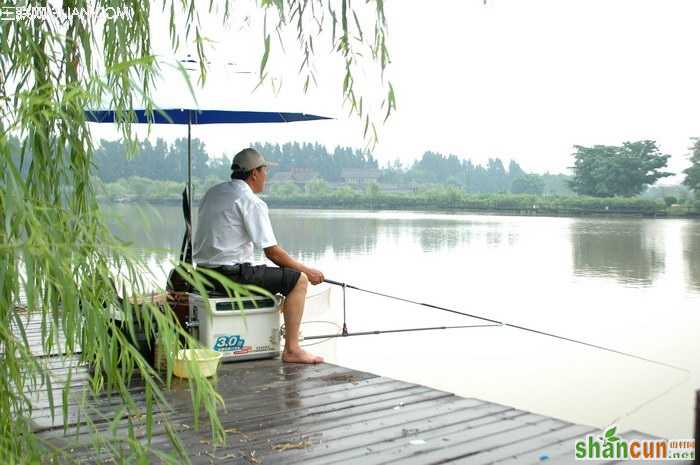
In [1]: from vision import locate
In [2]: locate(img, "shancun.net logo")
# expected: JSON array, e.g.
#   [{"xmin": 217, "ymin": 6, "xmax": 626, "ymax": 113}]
[{"xmin": 575, "ymin": 426, "xmax": 695, "ymax": 461}]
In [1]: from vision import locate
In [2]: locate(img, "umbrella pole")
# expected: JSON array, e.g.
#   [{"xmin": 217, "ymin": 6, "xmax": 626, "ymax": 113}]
[{"xmin": 187, "ymin": 112, "xmax": 193, "ymax": 261}]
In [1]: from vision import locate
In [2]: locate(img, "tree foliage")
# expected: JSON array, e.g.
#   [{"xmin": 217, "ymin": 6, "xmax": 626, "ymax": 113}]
[
  {"xmin": 403, "ymin": 152, "xmax": 531, "ymax": 193},
  {"xmin": 511, "ymin": 174, "xmax": 545, "ymax": 195},
  {"xmin": 253, "ymin": 141, "xmax": 378, "ymax": 181},
  {"xmin": 91, "ymin": 138, "xmax": 553, "ymax": 194},
  {"xmin": 0, "ymin": 1, "xmax": 391, "ymax": 463},
  {"xmin": 569, "ymin": 141, "xmax": 672, "ymax": 197},
  {"xmin": 683, "ymin": 138, "xmax": 700, "ymax": 195}
]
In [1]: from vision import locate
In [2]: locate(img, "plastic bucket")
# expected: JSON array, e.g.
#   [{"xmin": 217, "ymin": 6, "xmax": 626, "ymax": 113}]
[{"xmin": 173, "ymin": 349, "xmax": 223, "ymax": 378}]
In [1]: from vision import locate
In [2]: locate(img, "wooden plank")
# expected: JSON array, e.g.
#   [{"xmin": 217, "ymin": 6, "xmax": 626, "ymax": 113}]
[
  {"xmin": 451, "ymin": 423, "xmax": 596, "ymax": 464},
  {"xmin": 32, "ymin": 364, "xmax": 360, "ymax": 420},
  {"xmin": 245, "ymin": 399, "xmax": 508, "ymax": 465},
  {"xmin": 47, "ymin": 380, "xmax": 446, "ymax": 456},
  {"xmin": 86, "ymin": 379, "xmax": 435, "ymax": 454},
  {"xmin": 290, "ymin": 409, "xmax": 534, "ymax": 465},
  {"xmin": 35, "ymin": 361, "xmax": 358, "ymax": 432},
  {"xmin": 278, "ymin": 411, "xmax": 547, "ymax": 465},
  {"xmin": 366, "ymin": 418, "xmax": 568, "ymax": 465},
  {"xmin": 231, "ymin": 383, "xmax": 436, "ymax": 432},
  {"xmin": 66, "ymin": 392, "xmax": 479, "ymax": 464},
  {"xmin": 35, "ymin": 364, "xmax": 548, "ymax": 465},
  {"xmin": 183, "ymin": 388, "xmax": 461, "ymax": 454},
  {"xmin": 145, "ymin": 400, "xmax": 490, "ymax": 464},
  {"xmin": 494, "ymin": 429, "xmax": 597, "ymax": 464},
  {"xmin": 541, "ymin": 453, "xmax": 618, "ymax": 465},
  {"xmin": 43, "ymin": 379, "xmax": 432, "ymax": 462},
  {"xmin": 163, "ymin": 366, "xmax": 386, "ymax": 419},
  {"xmin": 31, "ymin": 390, "xmax": 154, "ymax": 430},
  {"xmin": 38, "ymin": 369, "xmax": 401, "ymax": 442}
]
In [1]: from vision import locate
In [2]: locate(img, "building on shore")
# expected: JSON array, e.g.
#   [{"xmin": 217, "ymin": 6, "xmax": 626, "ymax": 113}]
[
  {"xmin": 340, "ymin": 168, "xmax": 381, "ymax": 186},
  {"xmin": 268, "ymin": 167, "xmax": 320, "ymax": 189}
]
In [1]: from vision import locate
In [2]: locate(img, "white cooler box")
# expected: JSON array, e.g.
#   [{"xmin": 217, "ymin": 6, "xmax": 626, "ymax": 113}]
[{"xmin": 189, "ymin": 293, "xmax": 282, "ymax": 362}]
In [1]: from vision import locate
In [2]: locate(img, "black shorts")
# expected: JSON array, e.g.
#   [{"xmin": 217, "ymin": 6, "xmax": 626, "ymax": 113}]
[{"xmin": 199, "ymin": 263, "xmax": 301, "ymax": 296}]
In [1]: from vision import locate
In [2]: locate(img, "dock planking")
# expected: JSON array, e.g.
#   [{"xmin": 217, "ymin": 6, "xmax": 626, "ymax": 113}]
[{"xmin": 13, "ymin": 313, "xmax": 685, "ymax": 464}]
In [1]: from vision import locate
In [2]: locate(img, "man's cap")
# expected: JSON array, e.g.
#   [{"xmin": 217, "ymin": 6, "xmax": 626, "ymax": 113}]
[{"xmin": 231, "ymin": 148, "xmax": 277, "ymax": 172}]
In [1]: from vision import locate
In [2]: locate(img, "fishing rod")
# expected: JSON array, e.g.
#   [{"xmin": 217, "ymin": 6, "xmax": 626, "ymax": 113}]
[
  {"xmin": 322, "ymin": 279, "xmax": 689, "ymax": 374},
  {"xmin": 302, "ymin": 323, "xmax": 501, "ymax": 340}
]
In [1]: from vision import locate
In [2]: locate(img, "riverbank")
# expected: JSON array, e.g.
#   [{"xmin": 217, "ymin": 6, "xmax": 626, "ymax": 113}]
[
  {"xmin": 98, "ymin": 190, "xmax": 700, "ymax": 219},
  {"xmin": 264, "ymin": 193, "xmax": 700, "ymax": 218}
]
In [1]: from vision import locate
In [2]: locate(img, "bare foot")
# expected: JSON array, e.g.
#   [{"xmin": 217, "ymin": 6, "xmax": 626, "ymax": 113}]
[{"xmin": 282, "ymin": 348, "xmax": 324, "ymax": 364}]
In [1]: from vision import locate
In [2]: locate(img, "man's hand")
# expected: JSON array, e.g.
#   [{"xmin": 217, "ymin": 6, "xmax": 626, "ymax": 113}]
[{"xmin": 303, "ymin": 267, "xmax": 324, "ymax": 285}]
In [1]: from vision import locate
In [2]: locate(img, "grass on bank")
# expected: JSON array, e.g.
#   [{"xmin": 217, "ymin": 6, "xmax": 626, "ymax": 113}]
[{"xmin": 96, "ymin": 176, "xmax": 700, "ymax": 216}]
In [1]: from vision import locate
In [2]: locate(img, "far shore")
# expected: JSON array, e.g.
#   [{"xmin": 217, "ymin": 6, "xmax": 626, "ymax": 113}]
[{"xmin": 99, "ymin": 197, "xmax": 700, "ymax": 220}]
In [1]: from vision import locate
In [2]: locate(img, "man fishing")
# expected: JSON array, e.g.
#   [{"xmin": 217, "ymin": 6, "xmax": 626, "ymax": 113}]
[{"xmin": 193, "ymin": 147, "xmax": 324, "ymax": 364}]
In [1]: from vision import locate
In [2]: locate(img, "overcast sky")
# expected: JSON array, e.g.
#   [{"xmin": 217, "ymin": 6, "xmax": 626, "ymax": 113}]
[{"xmin": 90, "ymin": 0, "xmax": 700, "ymax": 180}]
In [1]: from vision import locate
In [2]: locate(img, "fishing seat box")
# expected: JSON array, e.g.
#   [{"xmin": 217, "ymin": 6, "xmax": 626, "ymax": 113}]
[{"xmin": 188, "ymin": 293, "xmax": 282, "ymax": 362}]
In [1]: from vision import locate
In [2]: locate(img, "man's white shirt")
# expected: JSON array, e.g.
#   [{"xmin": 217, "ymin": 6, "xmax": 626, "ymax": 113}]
[{"xmin": 193, "ymin": 180, "xmax": 277, "ymax": 266}]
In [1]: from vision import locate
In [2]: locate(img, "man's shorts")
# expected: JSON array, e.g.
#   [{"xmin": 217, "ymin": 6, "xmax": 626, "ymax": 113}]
[{"xmin": 198, "ymin": 263, "xmax": 301, "ymax": 296}]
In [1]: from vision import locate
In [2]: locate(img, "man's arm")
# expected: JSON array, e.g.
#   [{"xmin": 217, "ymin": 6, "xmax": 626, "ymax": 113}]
[{"xmin": 264, "ymin": 245, "xmax": 324, "ymax": 284}]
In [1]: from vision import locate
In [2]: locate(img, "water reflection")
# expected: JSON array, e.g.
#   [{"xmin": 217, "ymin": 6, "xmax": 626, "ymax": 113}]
[
  {"xmin": 271, "ymin": 212, "xmax": 379, "ymax": 259},
  {"xmin": 417, "ymin": 227, "xmax": 462, "ymax": 252},
  {"xmin": 104, "ymin": 204, "xmax": 525, "ymax": 262},
  {"xmin": 402, "ymin": 218, "xmax": 472, "ymax": 252},
  {"xmin": 274, "ymin": 213, "xmax": 498, "ymax": 256},
  {"xmin": 105, "ymin": 203, "xmax": 184, "ymax": 258},
  {"xmin": 102, "ymin": 203, "xmax": 697, "ymax": 295},
  {"xmin": 570, "ymin": 220, "xmax": 665, "ymax": 286},
  {"xmin": 684, "ymin": 222, "xmax": 700, "ymax": 291},
  {"xmin": 103, "ymin": 204, "xmax": 383, "ymax": 262}
]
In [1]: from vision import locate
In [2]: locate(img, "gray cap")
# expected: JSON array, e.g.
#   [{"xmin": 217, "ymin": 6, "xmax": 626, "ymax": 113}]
[{"xmin": 231, "ymin": 148, "xmax": 277, "ymax": 172}]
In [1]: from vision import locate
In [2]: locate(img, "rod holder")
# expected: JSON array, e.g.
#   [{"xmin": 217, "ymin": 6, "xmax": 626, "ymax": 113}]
[{"xmin": 342, "ymin": 283, "xmax": 348, "ymax": 335}]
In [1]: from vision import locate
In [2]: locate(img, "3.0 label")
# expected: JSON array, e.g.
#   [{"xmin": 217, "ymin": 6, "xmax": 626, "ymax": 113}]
[{"xmin": 213, "ymin": 335, "xmax": 245, "ymax": 352}]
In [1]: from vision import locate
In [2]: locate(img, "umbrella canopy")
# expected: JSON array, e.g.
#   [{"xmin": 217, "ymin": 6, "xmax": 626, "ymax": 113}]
[{"xmin": 84, "ymin": 108, "xmax": 330, "ymax": 125}]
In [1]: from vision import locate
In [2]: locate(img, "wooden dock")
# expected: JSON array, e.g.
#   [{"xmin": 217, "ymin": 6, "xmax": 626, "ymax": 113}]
[{"xmin": 18, "ymin": 313, "xmax": 689, "ymax": 464}]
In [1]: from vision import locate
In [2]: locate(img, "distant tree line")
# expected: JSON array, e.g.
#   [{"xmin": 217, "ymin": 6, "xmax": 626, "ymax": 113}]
[
  {"xmin": 88, "ymin": 138, "xmax": 570, "ymax": 195},
  {"xmin": 90, "ymin": 139, "xmax": 381, "ymax": 184},
  {"xmin": 379, "ymin": 152, "xmax": 562, "ymax": 194},
  {"xmin": 9, "ymin": 134, "xmax": 700, "ymax": 199},
  {"xmin": 93, "ymin": 138, "xmax": 224, "ymax": 182},
  {"xmin": 250, "ymin": 142, "xmax": 379, "ymax": 181}
]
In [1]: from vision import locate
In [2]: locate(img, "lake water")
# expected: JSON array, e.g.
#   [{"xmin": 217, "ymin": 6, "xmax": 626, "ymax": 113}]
[{"xmin": 106, "ymin": 203, "xmax": 700, "ymax": 439}]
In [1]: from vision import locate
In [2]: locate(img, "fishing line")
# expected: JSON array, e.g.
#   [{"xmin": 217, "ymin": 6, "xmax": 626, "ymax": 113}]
[
  {"xmin": 324, "ymin": 279, "xmax": 688, "ymax": 374},
  {"xmin": 323, "ymin": 278, "xmax": 692, "ymax": 428},
  {"xmin": 604, "ymin": 370, "xmax": 691, "ymax": 432}
]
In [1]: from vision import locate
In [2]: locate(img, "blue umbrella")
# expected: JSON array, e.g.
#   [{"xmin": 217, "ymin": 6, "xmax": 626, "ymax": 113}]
[
  {"xmin": 85, "ymin": 107, "xmax": 331, "ymax": 262},
  {"xmin": 85, "ymin": 108, "xmax": 330, "ymax": 125}
]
